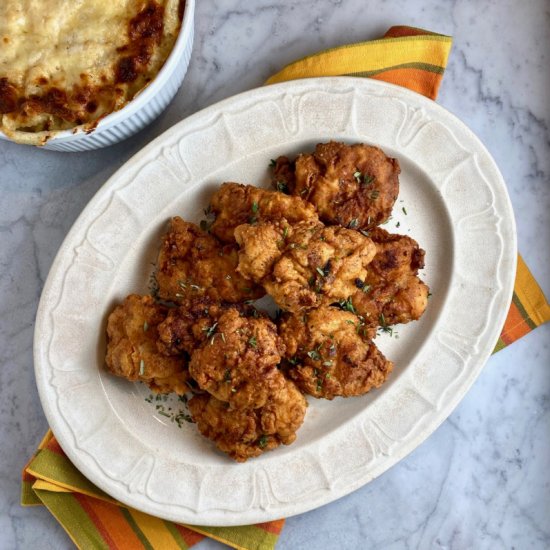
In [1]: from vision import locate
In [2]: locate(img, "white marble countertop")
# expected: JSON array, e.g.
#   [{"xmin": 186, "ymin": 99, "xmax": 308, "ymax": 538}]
[{"xmin": 1, "ymin": 1, "xmax": 549, "ymax": 549}]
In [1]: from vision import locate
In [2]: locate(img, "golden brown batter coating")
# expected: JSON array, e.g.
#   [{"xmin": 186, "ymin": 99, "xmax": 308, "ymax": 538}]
[
  {"xmin": 188, "ymin": 379, "xmax": 307, "ymax": 462},
  {"xmin": 105, "ymin": 294, "xmax": 190, "ymax": 395},
  {"xmin": 156, "ymin": 298, "xmax": 230, "ymax": 356},
  {"xmin": 209, "ymin": 182, "xmax": 318, "ymax": 243},
  {"xmin": 351, "ymin": 228, "xmax": 429, "ymax": 327},
  {"xmin": 155, "ymin": 217, "xmax": 263, "ymax": 304},
  {"xmin": 235, "ymin": 220, "xmax": 377, "ymax": 313},
  {"xmin": 279, "ymin": 307, "xmax": 393, "ymax": 399},
  {"xmin": 189, "ymin": 309, "xmax": 286, "ymax": 410},
  {"xmin": 273, "ymin": 141, "xmax": 400, "ymax": 230}
]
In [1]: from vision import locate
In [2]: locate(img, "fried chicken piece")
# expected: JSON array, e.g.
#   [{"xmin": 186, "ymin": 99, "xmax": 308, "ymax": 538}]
[
  {"xmin": 351, "ymin": 228, "xmax": 429, "ymax": 327},
  {"xmin": 235, "ymin": 220, "xmax": 377, "ymax": 313},
  {"xmin": 105, "ymin": 294, "xmax": 190, "ymax": 395},
  {"xmin": 188, "ymin": 379, "xmax": 307, "ymax": 462},
  {"xmin": 189, "ymin": 308, "xmax": 286, "ymax": 410},
  {"xmin": 209, "ymin": 182, "xmax": 318, "ymax": 243},
  {"xmin": 279, "ymin": 307, "xmax": 393, "ymax": 399},
  {"xmin": 155, "ymin": 217, "xmax": 263, "ymax": 304},
  {"xmin": 273, "ymin": 141, "xmax": 400, "ymax": 230}
]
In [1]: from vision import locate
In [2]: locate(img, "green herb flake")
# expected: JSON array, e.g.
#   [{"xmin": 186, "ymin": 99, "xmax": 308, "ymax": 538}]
[
  {"xmin": 202, "ymin": 322, "xmax": 218, "ymax": 340},
  {"xmin": 307, "ymin": 349, "xmax": 321, "ymax": 361},
  {"xmin": 363, "ymin": 174, "xmax": 375, "ymax": 185},
  {"xmin": 276, "ymin": 181, "xmax": 289, "ymax": 193},
  {"xmin": 258, "ymin": 435, "xmax": 269, "ymax": 448},
  {"xmin": 396, "ymin": 221, "xmax": 401, "ymax": 228},
  {"xmin": 353, "ymin": 171, "xmax": 362, "ymax": 182},
  {"xmin": 251, "ymin": 201, "xmax": 259, "ymax": 213},
  {"xmin": 402, "ymin": 207, "xmax": 408, "ymax": 215},
  {"xmin": 269, "ymin": 159, "xmax": 277, "ymax": 168},
  {"xmin": 339, "ymin": 296, "xmax": 356, "ymax": 314},
  {"xmin": 348, "ymin": 218, "xmax": 359, "ymax": 229},
  {"xmin": 248, "ymin": 336, "xmax": 257, "ymax": 348}
]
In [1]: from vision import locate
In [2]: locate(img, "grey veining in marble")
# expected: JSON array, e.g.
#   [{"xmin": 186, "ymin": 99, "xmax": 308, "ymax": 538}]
[{"xmin": 1, "ymin": 1, "xmax": 549, "ymax": 549}]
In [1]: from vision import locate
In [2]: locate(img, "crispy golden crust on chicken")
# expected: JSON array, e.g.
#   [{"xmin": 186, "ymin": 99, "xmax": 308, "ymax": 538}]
[
  {"xmin": 188, "ymin": 379, "xmax": 307, "ymax": 462},
  {"xmin": 156, "ymin": 298, "xmax": 229, "ymax": 356},
  {"xmin": 351, "ymin": 228, "xmax": 429, "ymax": 327},
  {"xmin": 189, "ymin": 309, "xmax": 286, "ymax": 410},
  {"xmin": 274, "ymin": 141, "xmax": 400, "ymax": 230},
  {"xmin": 209, "ymin": 182, "xmax": 318, "ymax": 243},
  {"xmin": 235, "ymin": 220, "xmax": 377, "ymax": 313},
  {"xmin": 105, "ymin": 294, "xmax": 190, "ymax": 395},
  {"xmin": 155, "ymin": 217, "xmax": 263, "ymax": 304},
  {"xmin": 279, "ymin": 307, "xmax": 393, "ymax": 399}
]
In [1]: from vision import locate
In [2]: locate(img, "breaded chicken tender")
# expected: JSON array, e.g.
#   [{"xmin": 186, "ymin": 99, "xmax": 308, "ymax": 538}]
[
  {"xmin": 105, "ymin": 294, "xmax": 190, "ymax": 395},
  {"xmin": 273, "ymin": 141, "xmax": 400, "ymax": 230},
  {"xmin": 235, "ymin": 220, "xmax": 377, "ymax": 313},
  {"xmin": 155, "ymin": 217, "xmax": 263, "ymax": 304},
  {"xmin": 209, "ymin": 182, "xmax": 318, "ymax": 243},
  {"xmin": 188, "ymin": 379, "xmax": 307, "ymax": 462},
  {"xmin": 189, "ymin": 309, "xmax": 286, "ymax": 410},
  {"xmin": 279, "ymin": 307, "xmax": 393, "ymax": 399},
  {"xmin": 351, "ymin": 228, "xmax": 429, "ymax": 327}
]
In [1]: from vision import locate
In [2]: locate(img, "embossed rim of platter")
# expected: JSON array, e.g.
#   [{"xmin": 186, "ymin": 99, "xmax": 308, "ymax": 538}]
[{"xmin": 34, "ymin": 77, "xmax": 516, "ymax": 525}]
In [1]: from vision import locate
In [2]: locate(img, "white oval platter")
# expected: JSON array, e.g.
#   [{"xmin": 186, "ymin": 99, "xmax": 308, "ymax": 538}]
[{"xmin": 34, "ymin": 77, "xmax": 516, "ymax": 526}]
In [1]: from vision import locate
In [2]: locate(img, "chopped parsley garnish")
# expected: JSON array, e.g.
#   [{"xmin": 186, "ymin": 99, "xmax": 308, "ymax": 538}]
[
  {"xmin": 396, "ymin": 221, "xmax": 401, "ymax": 228},
  {"xmin": 276, "ymin": 181, "xmax": 289, "ymax": 193},
  {"xmin": 307, "ymin": 344, "xmax": 322, "ymax": 361},
  {"xmin": 248, "ymin": 336, "xmax": 257, "ymax": 348},
  {"xmin": 269, "ymin": 159, "xmax": 276, "ymax": 168},
  {"xmin": 258, "ymin": 435, "xmax": 269, "ymax": 448},
  {"xmin": 338, "ymin": 296, "xmax": 356, "ymax": 314},
  {"xmin": 353, "ymin": 171, "xmax": 362, "ymax": 183},
  {"xmin": 363, "ymin": 174, "xmax": 375, "ymax": 185},
  {"xmin": 202, "ymin": 322, "xmax": 218, "ymax": 339},
  {"xmin": 402, "ymin": 207, "xmax": 408, "ymax": 215},
  {"xmin": 251, "ymin": 201, "xmax": 259, "ymax": 213},
  {"xmin": 362, "ymin": 284, "xmax": 371, "ymax": 293},
  {"xmin": 224, "ymin": 369, "xmax": 232, "ymax": 382},
  {"xmin": 348, "ymin": 218, "xmax": 359, "ymax": 229}
]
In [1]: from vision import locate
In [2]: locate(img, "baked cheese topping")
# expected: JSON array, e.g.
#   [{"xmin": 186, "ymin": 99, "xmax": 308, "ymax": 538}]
[{"xmin": 0, "ymin": 0, "xmax": 184, "ymax": 145}]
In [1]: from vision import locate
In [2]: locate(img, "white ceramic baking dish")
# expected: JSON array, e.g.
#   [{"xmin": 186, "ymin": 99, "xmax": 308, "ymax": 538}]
[{"xmin": 0, "ymin": 0, "xmax": 195, "ymax": 152}]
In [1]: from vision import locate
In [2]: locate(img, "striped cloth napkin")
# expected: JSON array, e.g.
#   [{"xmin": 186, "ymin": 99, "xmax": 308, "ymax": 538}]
[{"xmin": 22, "ymin": 26, "xmax": 550, "ymax": 550}]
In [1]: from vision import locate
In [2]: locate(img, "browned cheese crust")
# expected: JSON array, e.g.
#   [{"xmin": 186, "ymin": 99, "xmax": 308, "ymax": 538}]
[
  {"xmin": 189, "ymin": 309, "xmax": 286, "ymax": 410},
  {"xmin": 0, "ymin": 1, "xmax": 185, "ymax": 142},
  {"xmin": 279, "ymin": 307, "xmax": 393, "ymax": 399},
  {"xmin": 351, "ymin": 227, "xmax": 429, "ymax": 327},
  {"xmin": 209, "ymin": 182, "xmax": 318, "ymax": 243},
  {"xmin": 235, "ymin": 219, "xmax": 377, "ymax": 313},
  {"xmin": 105, "ymin": 294, "xmax": 190, "ymax": 394},
  {"xmin": 273, "ymin": 141, "xmax": 400, "ymax": 230},
  {"xmin": 155, "ymin": 217, "xmax": 264, "ymax": 304},
  {"xmin": 188, "ymin": 379, "xmax": 307, "ymax": 462}
]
